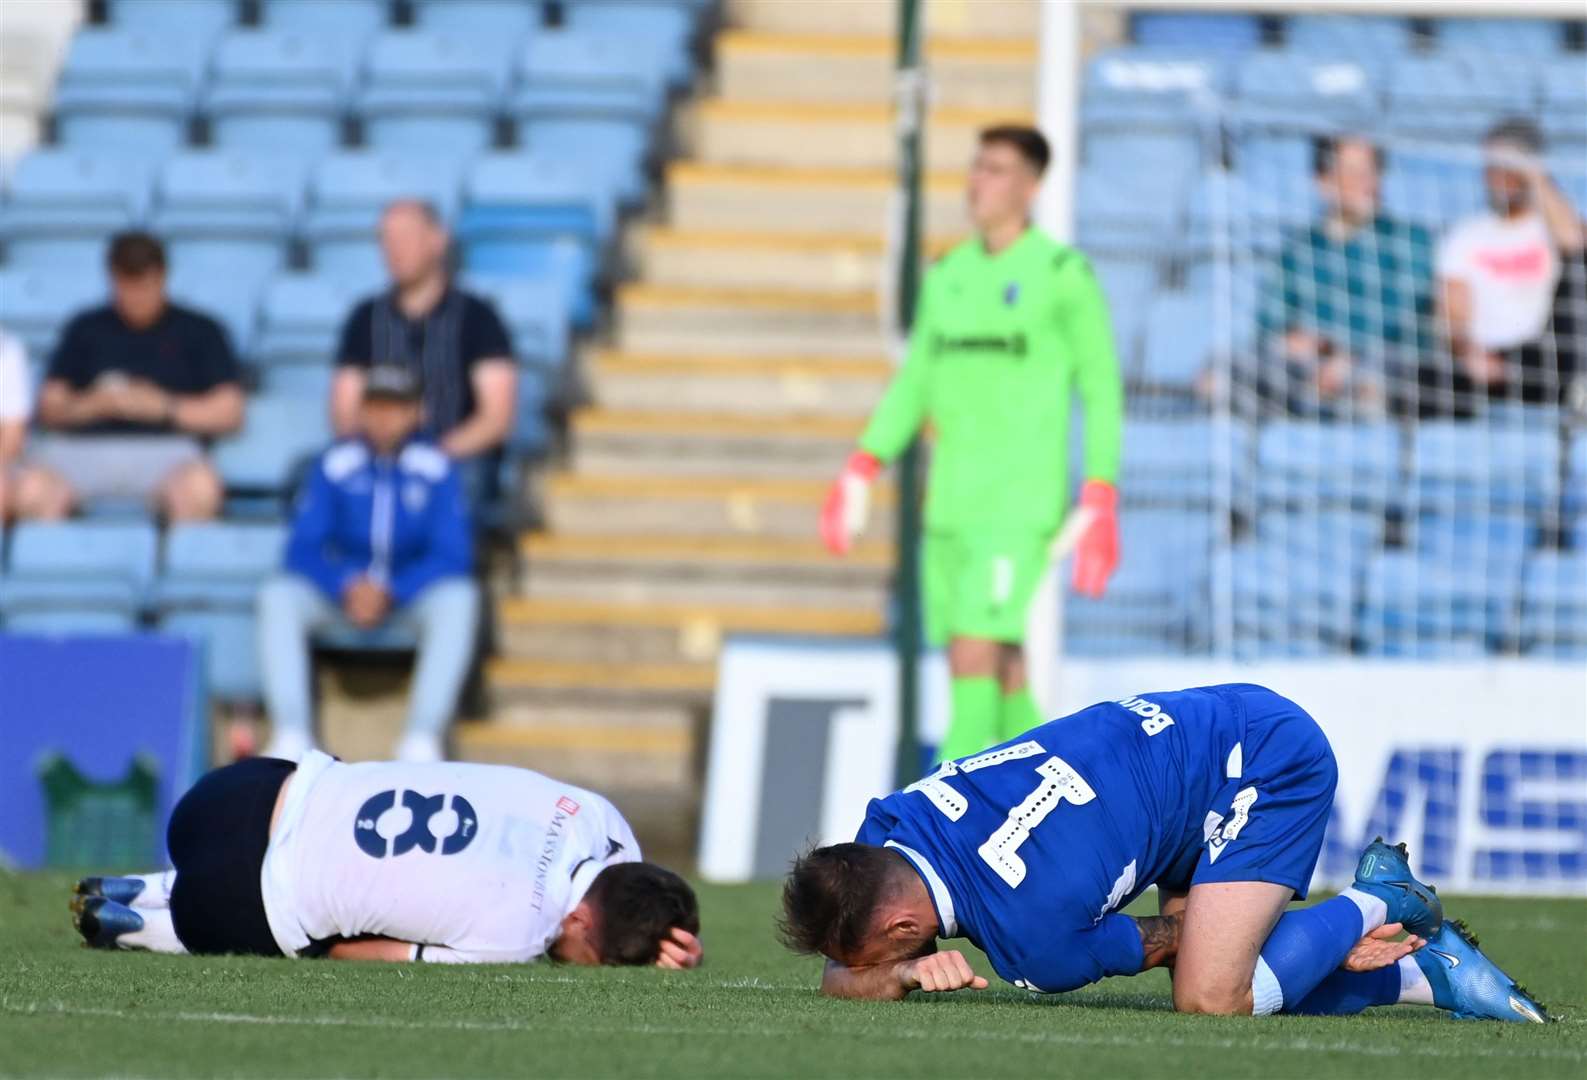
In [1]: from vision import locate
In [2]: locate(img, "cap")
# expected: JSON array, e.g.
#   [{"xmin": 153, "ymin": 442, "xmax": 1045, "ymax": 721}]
[{"xmin": 363, "ymin": 365, "xmax": 422, "ymax": 402}]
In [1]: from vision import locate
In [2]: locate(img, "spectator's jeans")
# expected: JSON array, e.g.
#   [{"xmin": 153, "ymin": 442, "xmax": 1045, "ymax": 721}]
[{"xmin": 257, "ymin": 573, "xmax": 481, "ymax": 744}]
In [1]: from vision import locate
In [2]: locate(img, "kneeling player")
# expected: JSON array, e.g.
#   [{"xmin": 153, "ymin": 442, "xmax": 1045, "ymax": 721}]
[
  {"xmin": 780, "ymin": 683, "xmax": 1547, "ymax": 1022},
  {"xmin": 72, "ymin": 751, "xmax": 703, "ymax": 969}
]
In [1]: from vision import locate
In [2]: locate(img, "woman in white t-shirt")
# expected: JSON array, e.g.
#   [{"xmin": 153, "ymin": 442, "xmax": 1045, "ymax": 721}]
[
  {"xmin": 0, "ymin": 327, "xmax": 33, "ymax": 519},
  {"xmin": 1429, "ymin": 118, "xmax": 1587, "ymax": 416}
]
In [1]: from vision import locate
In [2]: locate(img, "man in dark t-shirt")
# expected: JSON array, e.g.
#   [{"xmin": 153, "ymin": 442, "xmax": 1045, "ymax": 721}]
[
  {"xmin": 13, "ymin": 232, "xmax": 244, "ymax": 520},
  {"xmin": 329, "ymin": 200, "xmax": 517, "ymax": 502}
]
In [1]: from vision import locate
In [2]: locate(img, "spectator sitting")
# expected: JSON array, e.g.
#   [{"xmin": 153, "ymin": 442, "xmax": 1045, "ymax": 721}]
[
  {"xmin": 1426, "ymin": 117, "xmax": 1586, "ymax": 417},
  {"xmin": 1240, "ymin": 134, "xmax": 1435, "ymax": 419},
  {"xmin": 329, "ymin": 199, "xmax": 517, "ymax": 505},
  {"xmin": 257, "ymin": 365, "xmax": 480, "ymax": 765},
  {"xmin": 10, "ymin": 232, "xmax": 244, "ymax": 520},
  {"xmin": 0, "ymin": 327, "xmax": 30, "ymax": 519}
]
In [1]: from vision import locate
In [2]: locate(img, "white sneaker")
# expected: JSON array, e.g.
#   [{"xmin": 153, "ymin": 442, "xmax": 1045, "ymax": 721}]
[
  {"xmin": 261, "ymin": 728, "xmax": 316, "ymax": 762},
  {"xmin": 395, "ymin": 732, "xmax": 445, "ymax": 763}
]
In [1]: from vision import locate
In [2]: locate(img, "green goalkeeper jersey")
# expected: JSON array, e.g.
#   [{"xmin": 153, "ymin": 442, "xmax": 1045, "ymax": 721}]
[{"xmin": 859, "ymin": 227, "xmax": 1125, "ymax": 534}]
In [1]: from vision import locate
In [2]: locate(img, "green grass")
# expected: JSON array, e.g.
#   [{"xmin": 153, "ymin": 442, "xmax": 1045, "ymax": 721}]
[{"xmin": 1, "ymin": 871, "xmax": 1583, "ymax": 1079}]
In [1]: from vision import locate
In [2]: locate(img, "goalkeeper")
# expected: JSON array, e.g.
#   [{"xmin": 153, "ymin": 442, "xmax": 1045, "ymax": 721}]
[{"xmin": 821, "ymin": 125, "xmax": 1124, "ymax": 761}]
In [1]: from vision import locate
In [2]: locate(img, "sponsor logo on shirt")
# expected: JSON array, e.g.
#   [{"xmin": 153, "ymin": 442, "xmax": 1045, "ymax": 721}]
[
  {"xmin": 531, "ymin": 800, "xmax": 578, "ymax": 913},
  {"xmin": 931, "ymin": 332, "xmax": 1028, "ymax": 358}
]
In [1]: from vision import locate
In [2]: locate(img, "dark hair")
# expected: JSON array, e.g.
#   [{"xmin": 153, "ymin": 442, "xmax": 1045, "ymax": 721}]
[
  {"xmin": 1312, "ymin": 133, "xmax": 1384, "ymax": 178},
  {"xmin": 107, "ymin": 231, "xmax": 166, "ymax": 276},
  {"xmin": 778, "ymin": 843, "xmax": 911, "ymax": 959},
  {"xmin": 585, "ymin": 862, "xmax": 699, "ymax": 966},
  {"xmin": 979, "ymin": 124, "xmax": 1051, "ymax": 176},
  {"xmin": 1484, "ymin": 116, "xmax": 1544, "ymax": 155}
]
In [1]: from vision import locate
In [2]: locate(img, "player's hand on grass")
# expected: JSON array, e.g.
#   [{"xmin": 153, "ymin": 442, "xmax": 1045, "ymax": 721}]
[
  {"xmin": 820, "ymin": 451, "xmax": 880, "ymax": 555},
  {"xmin": 1341, "ymin": 922, "xmax": 1425, "ymax": 973},
  {"xmin": 655, "ymin": 927, "xmax": 702, "ymax": 970},
  {"xmin": 899, "ymin": 950, "xmax": 989, "ymax": 994}
]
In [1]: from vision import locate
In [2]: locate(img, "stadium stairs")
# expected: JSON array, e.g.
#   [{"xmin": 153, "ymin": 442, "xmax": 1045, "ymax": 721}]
[{"xmin": 476, "ymin": 0, "xmax": 1038, "ymax": 861}]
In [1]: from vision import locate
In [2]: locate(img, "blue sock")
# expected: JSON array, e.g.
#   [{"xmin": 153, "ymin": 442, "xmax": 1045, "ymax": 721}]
[
  {"xmin": 1284, "ymin": 966, "xmax": 1401, "ymax": 1016},
  {"xmin": 1251, "ymin": 891, "xmax": 1383, "ymax": 1016}
]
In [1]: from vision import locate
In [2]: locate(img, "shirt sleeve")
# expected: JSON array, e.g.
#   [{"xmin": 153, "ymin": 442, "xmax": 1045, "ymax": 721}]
[
  {"xmin": 1060, "ymin": 253, "xmax": 1124, "ymax": 486},
  {"xmin": 463, "ymin": 297, "xmax": 514, "ymax": 366},
  {"xmin": 189, "ymin": 314, "xmax": 241, "ymax": 391},
  {"xmin": 853, "ymin": 797, "xmax": 898, "ymax": 846},
  {"xmin": 1015, "ymin": 911, "xmax": 1144, "ymax": 994},
  {"xmin": 335, "ymin": 302, "xmax": 374, "ymax": 368},
  {"xmin": 46, "ymin": 314, "xmax": 95, "ymax": 388},
  {"xmin": 857, "ymin": 275, "xmax": 934, "ymax": 463},
  {"xmin": 283, "ymin": 457, "xmax": 358, "ymax": 600},
  {"xmin": 1436, "ymin": 221, "xmax": 1476, "ymax": 281}
]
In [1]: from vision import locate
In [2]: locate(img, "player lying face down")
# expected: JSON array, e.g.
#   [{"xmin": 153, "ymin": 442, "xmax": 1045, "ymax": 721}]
[
  {"xmin": 73, "ymin": 752, "xmax": 702, "ymax": 970},
  {"xmin": 781, "ymin": 683, "xmax": 1547, "ymax": 1023}
]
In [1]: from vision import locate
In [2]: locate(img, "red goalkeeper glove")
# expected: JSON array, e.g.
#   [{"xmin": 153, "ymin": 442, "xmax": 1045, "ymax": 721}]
[
  {"xmin": 1071, "ymin": 480, "xmax": 1119, "ymax": 598},
  {"xmin": 820, "ymin": 451, "xmax": 881, "ymax": 555}
]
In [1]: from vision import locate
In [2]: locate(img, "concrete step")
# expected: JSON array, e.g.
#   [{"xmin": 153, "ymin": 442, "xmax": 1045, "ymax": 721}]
[
  {"xmin": 665, "ymin": 162, "xmax": 967, "ymax": 238},
  {"xmin": 729, "ymin": 0, "xmax": 1039, "ymax": 40},
  {"xmin": 544, "ymin": 465, "xmax": 894, "ymax": 540},
  {"xmin": 630, "ymin": 228, "xmax": 956, "ymax": 293},
  {"xmin": 488, "ymin": 656, "xmax": 717, "ymax": 708},
  {"xmin": 684, "ymin": 99, "xmax": 1026, "ymax": 172},
  {"xmin": 569, "ymin": 412, "xmax": 856, "ymax": 480},
  {"xmin": 517, "ymin": 532, "xmax": 892, "ymax": 609},
  {"xmin": 590, "ymin": 350, "xmax": 891, "ymax": 416},
  {"xmin": 716, "ymin": 31, "xmax": 1035, "ymax": 109},
  {"xmin": 615, "ymin": 283, "xmax": 884, "ymax": 356}
]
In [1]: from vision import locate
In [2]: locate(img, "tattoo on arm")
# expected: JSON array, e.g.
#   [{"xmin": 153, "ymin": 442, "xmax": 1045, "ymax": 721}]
[{"xmin": 1134, "ymin": 914, "xmax": 1181, "ymax": 971}]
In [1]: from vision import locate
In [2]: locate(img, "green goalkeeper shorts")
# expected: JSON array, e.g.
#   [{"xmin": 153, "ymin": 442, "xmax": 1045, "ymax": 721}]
[{"xmin": 923, "ymin": 530, "xmax": 1053, "ymax": 646}]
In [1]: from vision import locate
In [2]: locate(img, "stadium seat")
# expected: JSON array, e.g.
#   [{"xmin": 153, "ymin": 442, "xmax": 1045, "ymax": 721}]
[
  {"xmin": 1232, "ymin": 54, "xmax": 1379, "ymax": 130},
  {"xmin": 155, "ymin": 522, "xmax": 287, "ymax": 609},
  {"xmin": 1118, "ymin": 417, "xmax": 1251, "ymax": 505},
  {"xmin": 413, "ymin": 0, "xmax": 541, "ymax": 42},
  {"xmin": 50, "ymin": 29, "xmax": 202, "ymax": 158},
  {"xmin": 1255, "ymin": 421, "xmax": 1402, "ymax": 508},
  {"xmin": 561, "ymin": 0, "xmax": 698, "ymax": 89},
  {"xmin": 1411, "ymin": 511, "xmax": 1536, "ymax": 571},
  {"xmin": 166, "ymin": 267, "xmax": 261, "ymax": 356},
  {"xmin": 255, "ymin": 272, "xmax": 370, "ymax": 367},
  {"xmin": 1229, "ymin": 538, "xmax": 1358, "ymax": 657},
  {"xmin": 462, "ymin": 273, "xmax": 572, "ymax": 370},
  {"xmin": 1518, "ymin": 550, "xmax": 1587, "ymax": 658},
  {"xmin": 1139, "ymin": 292, "xmax": 1215, "ymax": 389},
  {"xmin": 1254, "ymin": 508, "xmax": 1384, "ymax": 558},
  {"xmin": 160, "ymin": 610, "xmax": 262, "ymax": 699},
  {"xmin": 304, "ymin": 152, "xmax": 462, "ymax": 280},
  {"xmin": 1182, "ymin": 168, "xmax": 1309, "ymax": 258},
  {"xmin": 358, "ymin": 30, "xmax": 512, "ymax": 156},
  {"xmin": 1435, "ymin": 17, "xmax": 1565, "ymax": 55},
  {"xmin": 0, "ymin": 151, "xmax": 153, "ymax": 274},
  {"xmin": 1566, "ymin": 431, "xmax": 1587, "ymax": 521},
  {"xmin": 517, "ymin": 29, "xmax": 668, "ymax": 110},
  {"xmin": 1283, "ymin": 14, "xmax": 1412, "ymax": 57},
  {"xmin": 0, "ymin": 521, "xmax": 159, "ymax": 621},
  {"xmin": 1386, "ymin": 56, "xmax": 1538, "ymax": 141},
  {"xmin": 1132, "ymin": 11, "xmax": 1264, "ymax": 52},
  {"xmin": 0, "ymin": 269, "xmax": 107, "ymax": 360},
  {"xmin": 512, "ymin": 87, "xmax": 654, "ymax": 207},
  {"xmin": 1409, "ymin": 422, "xmax": 1559, "ymax": 511},
  {"xmin": 1541, "ymin": 58, "xmax": 1587, "ymax": 146},
  {"xmin": 213, "ymin": 393, "xmax": 332, "ymax": 503},
  {"xmin": 1081, "ymin": 47, "xmax": 1227, "ymax": 129},
  {"xmin": 1066, "ymin": 510, "xmax": 1215, "ymax": 655},
  {"xmin": 1091, "ymin": 258, "xmax": 1158, "ymax": 369},
  {"xmin": 109, "ymin": 0, "xmax": 237, "ymax": 40},
  {"xmin": 1358, "ymin": 550, "xmax": 1521, "ymax": 656},
  {"xmin": 1073, "ymin": 167, "xmax": 1185, "ymax": 253},
  {"xmin": 260, "ymin": 0, "xmax": 388, "ymax": 40},
  {"xmin": 154, "ymin": 152, "xmax": 306, "ymax": 287},
  {"xmin": 1379, "ymin": 148, "xmax": 1486, "ymax": 229},
  {"xmin": 205, "ymin": 30, "xmax": 350, "ymax": 160}
]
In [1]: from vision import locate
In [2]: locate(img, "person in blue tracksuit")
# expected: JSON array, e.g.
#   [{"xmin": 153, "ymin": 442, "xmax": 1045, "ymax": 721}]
[{"xmin": 257, "ymin": 365, "xmax": 479, "ymax": 764}]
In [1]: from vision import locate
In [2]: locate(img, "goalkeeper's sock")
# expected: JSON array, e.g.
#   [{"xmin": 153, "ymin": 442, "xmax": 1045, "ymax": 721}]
[
  {"xmin": 1251, "ymin": 890, "xmax": 1388, "ymax": 1016},
  {"xmin": 997, "ymin": 687, "xmax": 1043, "ymax": 743},
  {"xmin": 937, "ymin": 676, "xmax": 1001, "ymax": 763},
  {"xmin": 1283, "ymin": 958, "xmax": 1434, "ymax": 1016}
]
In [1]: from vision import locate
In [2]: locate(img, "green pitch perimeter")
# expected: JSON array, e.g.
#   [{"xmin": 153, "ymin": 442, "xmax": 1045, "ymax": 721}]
[{"xmin": 1, "ymin": 873, "xmax": 1582, "ymax": 1079}]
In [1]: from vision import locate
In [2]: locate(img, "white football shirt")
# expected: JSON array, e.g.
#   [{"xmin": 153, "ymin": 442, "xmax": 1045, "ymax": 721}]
[
  {"xmin": 261, "ymin": 752, "xmax": 640, "ymax": 963},
  {"xmin": 0, "ymin": 328, "xmax": 31, "ymax": 424},
  {"xmin": 1436, "ymin": 211, "xmax": 1561, "ymax": 350}
]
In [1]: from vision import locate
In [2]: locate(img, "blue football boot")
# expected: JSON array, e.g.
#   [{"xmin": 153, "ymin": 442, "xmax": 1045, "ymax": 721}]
[
  {"xmin": 72, "ymin": 896, "xmax": 145, "ymax": 950},
  {"xmin": 73, "ymin": 876, "xmax": 149, "ymax": 908},
  {"xmin": 1352, "ymin": 837, "xmax": 1443, "ymax": 937},
  {"xmin": 1415, "ymin": 919, "xmax": 1550, "ymax": 1023}
]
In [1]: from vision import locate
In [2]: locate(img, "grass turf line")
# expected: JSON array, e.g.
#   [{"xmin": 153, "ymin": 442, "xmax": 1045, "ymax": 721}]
[{"xmin": 1, "ymin": 871, "xmax": 1582, "ymax": 1079}]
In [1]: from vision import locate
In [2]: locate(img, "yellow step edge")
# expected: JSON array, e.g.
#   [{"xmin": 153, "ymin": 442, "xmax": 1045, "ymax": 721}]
[
  {"xmin": 591, "ymin": 353, "xmax": 894, "ymax": 380},
  {"xmin": 456, "ymin": 724, "xmax": 692, "ymax": 756},
  {"xmin": 667, "ymin": 161, "xmax": 967, "ymax": 190},
  {"xmin": 637, "ymin": 227, "xmax": 962, "ymax": 260},
  {"xmin": 618, "ymin": 283, "xmax": 877, "ymax": 313},
  {"xmin": 498, "ymin": 596, "xmax": 885, "ymax": 636},
  {"xmin": 547, "ymin": 471, "xmax": 893, "ymax": 504},
  {"xmin": 572, "ymin": 408, "xmax": 867, "ymax": 438},
  {"xmin": 488, "ymin": 658, "xmax": 718, "ymax": 692},
  {"xmin": 521, "ymin": 532, "xmax": 891, "ymax": 567},
  {"xmin": 697, "ymin": 99, "xmax": 1034, "ymax": 125},
  {"xmin": 717, "ymin": 30, "xmax": 1037, "ymax": 62}
]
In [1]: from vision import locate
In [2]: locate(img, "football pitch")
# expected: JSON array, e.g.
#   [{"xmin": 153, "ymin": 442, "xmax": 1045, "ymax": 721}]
[{"xmin": 1, "ymin": 872, "xmax": 1582, "ymax": 1079}]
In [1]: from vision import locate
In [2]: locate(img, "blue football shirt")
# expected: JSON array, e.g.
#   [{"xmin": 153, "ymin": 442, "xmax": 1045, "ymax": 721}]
[{"xmin": 855, "ymin": 684, "xmax": 1253, "ymax": 993}]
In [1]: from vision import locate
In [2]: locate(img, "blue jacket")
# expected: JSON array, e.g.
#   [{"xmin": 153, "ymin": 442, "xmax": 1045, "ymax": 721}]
[{"xmin": 284, "ymin": 437, "xmax": 472, "ymax": 607}]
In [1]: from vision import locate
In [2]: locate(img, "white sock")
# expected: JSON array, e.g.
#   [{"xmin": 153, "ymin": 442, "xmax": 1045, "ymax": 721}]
[
  {"xmin": 1338, "ymin": 887, "xmax": 1389, "ymax": 935},
  {"xmin": 395, "ymin": 731, "xmax": 444, "ymax": 763},
  {"xmin": 1397, "ymin": 955, "xmax": 1434, "ymax": 1005},
  {"xmin": 127, "ymin": 870, "xmax": 176, "ymax": 911},
  {"xmin": 120, "ymin": 908, "xmax": 188, "ymax": 954}
]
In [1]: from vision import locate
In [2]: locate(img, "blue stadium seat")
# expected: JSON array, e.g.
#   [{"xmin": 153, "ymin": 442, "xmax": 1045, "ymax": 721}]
[
  {"xmin": 109, "ymin": 0, "xmax": 237, "ymax": 40},
  {"xmin": 462, "ymin": 273, "xmax": 571, "ymax": 370},
  {"xmin": 1132, "ymin": 11, "xmax": 1263, "ymax": 52},
  {"xmin": 1091, "ymin": 258, "xmax": 1158, "ymax": 369},
  {"xmin": 1411, "ymin": 511, "xmax": 1536, "ymax": 571},
  {"xmin": 1119, "ymin": 417, "xmax": 1251, "ymax": 505},
  {"xmin": 1519, "ymin": 550, "xmax": 1587, "ymax": 658},
  {"xmin": 1255, "ymin": 421, "xmax": 1402, "ymax": 508},
  {"xmin": 512, "ymin": 86, "xmax": 654, "ymax": 207},
  {"xmin": 0, "ymin": 521, "xmax": 159, "ymax": 621},
  {"xmin": 1410, "ymin": 422, "xmax": 1559, "ymax": 510},
  {"xmin": 1082, "ymin": 48, "xmax": 1227, "ymax": 128},
  {"xmin": 0, "ymin": 151, "xmax": 153, "ymax": 274},
  {"xmin": 304, "ymin": 152, "xmax": 462, "ymax": 280},
  {"xmin": 1073, "ymin": 167, "xmax": 1184, "ymax": 253},
  {"xmin": 1541, "ymin": 58, "xmax": 1587, "ymax": 146},
  {"xmin": 1232, "ymin": 54, "xmax": 1380, "ymax": 129},
  {"xmin": 1229, "ymin": 538, "xmax": 1357, "ymax": 657},
  {"xmin": 0, "ymin": 270, "xmax": 107, "ymax": 360},
  {"xmin": 1066, "ymin": 510, "xmax": 1215, "ymax": 655},
  {"xmin": 358, "ymin": 30, "xmax": 511, "ymax": 156},
  {"xmin": 1358, "ymin": 550, "xmax": 1520, "ymax": 656},
  {"xmin": 166, "ymin": 268, "xmax": 261, "ymax": 356},
  {"xmin": 1183, "ymin": 168, "xmax": 1309, "ymax": 257},
  {"xmin": 1139, "ymin": 292, "xmax": 1215, "ymax": 389},
  {"xmin": 1085, "ymin": 131, "xmax": 1200, "ymax": 189},
  {"xmin": 51, "ymin": 29, "xmax": 202, "ymax": 158},
  {"xmin": 160, "ymin": 610, "xmax": 262, "ymax": 699},
  {"xmin": 510, "ymin": 368, "xmax": 552, "ymax": 459},
  {"xmin": 1436, "ymin": 18, "xmax": 1565, "ymax": 55},
  {"xmin": 1567, "ymin": 431, "xmax": 1587, "ymax": 523},
  {"xmin": 413, "ymin": 0, "xmax": 541, "ymax": 41},
  {"xmin": 517, "ymin": 29, "xmax": 667, "ymax": 111},
  {"xmin": 154, "ymin": 152, "xmax": 306, "ymax": 287},
  {"xmin": 205, "ymin": 30, "xmax": 350, "ymax": 159},
  {"xmin": 260, "ymin": 0, "xmax": 388, "ymax": 39},
  {"xmin": 213, "ymin": 394, "xmax": 332, "ymax": 501},
  {"xmin": 255, "ymin": 272, "xmax": 370, "ymax": 367},
  {"xmin": 562, "ymin": 0, "xmax": 697, "ymax": 89},
  {"xmin": 1254, "ymin": 508, "xmax": 1384, "ymax": 555},
  {"xmin": 1386, "ymin": 56, "xmax": 1538, "ymax": 141},
  {"xmin": 155, "ymin": 522, "xmax": 287, "ymax": 609},
  {"xmin": 1379, "ymin": 148, "xmax": 1486, "ymax": 228},
  {"xmin": 1284, "ymin": 14, "xmax": 1411, "ymax": 57}
]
